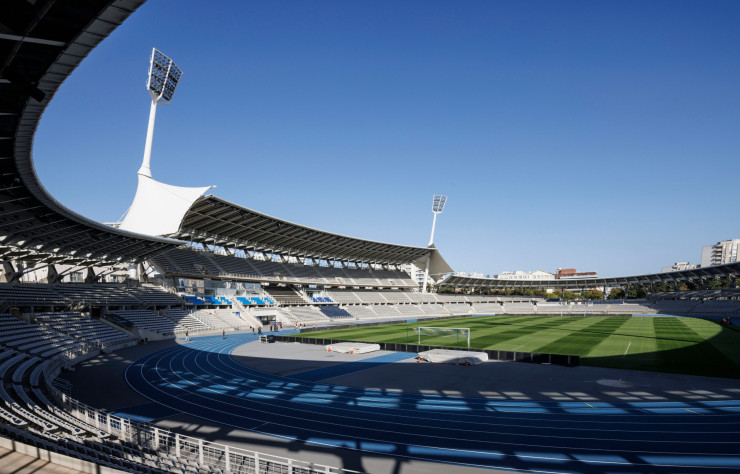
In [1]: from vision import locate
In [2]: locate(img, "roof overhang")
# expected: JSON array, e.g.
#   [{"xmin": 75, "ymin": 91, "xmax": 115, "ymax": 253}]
[
  {"xmin": 440, "ymin": 261, "xmax": 740, "ymax": 290},
  {"xmin": 173, "ymin": 195, "xmax": 438, "ymax": 266},
  {"xmin": 411, "ymin": 244, "xmax": 453, "ymax": 278},
  {"xmin": 0, "ymin": 0, "xmax": 183, "ymax": 266}
]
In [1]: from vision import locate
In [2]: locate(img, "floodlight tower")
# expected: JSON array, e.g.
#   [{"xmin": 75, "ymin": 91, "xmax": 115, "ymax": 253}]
[
  {"xmin": 138, "ymin": 48, "xmax": 182, "ymax": 178},
  {"xmin": 422, "ymin": 194, "xmax": 447, "ymax": 293}
]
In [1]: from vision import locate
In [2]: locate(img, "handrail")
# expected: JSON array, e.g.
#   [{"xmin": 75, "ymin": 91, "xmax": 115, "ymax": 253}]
[{"xmin": 41, "ymin": 346, "xmax": 361, "ymax": 474}]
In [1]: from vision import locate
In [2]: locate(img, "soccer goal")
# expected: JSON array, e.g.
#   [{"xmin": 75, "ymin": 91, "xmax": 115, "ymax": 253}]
[{"xmin": 414, "ymin": 327, "xmax": 470, "ymax": 348}]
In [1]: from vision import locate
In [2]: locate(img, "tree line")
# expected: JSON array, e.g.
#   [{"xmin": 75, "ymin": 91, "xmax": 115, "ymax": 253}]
[{"xmin": 436, "ymin": 277, "xmax": 739, "ymax": 300}]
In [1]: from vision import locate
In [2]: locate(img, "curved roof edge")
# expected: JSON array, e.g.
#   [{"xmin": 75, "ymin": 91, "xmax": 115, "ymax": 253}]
[
  {"xmin": 174, "ymin": 195, "xmax": 439, "ymax": 266},
  {"xmin": 440, "ymin": 262, "xmax": 740, "ymax": 290},
  {"xmin": 1, "ymin": 0, "xmax": 183, "ymax": 265}
]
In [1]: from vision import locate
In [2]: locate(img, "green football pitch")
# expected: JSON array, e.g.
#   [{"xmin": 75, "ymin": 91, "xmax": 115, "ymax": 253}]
[{"xmin": 298, "ymin": 315, "xmax": 740, "ymax": 378}]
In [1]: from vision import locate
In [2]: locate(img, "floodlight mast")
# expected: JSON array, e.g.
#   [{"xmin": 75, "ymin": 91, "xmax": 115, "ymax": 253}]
[
  {"xmin": 422, "ymin": 194, "xmax": 447, "ymax": 293},
  {"xmin": 138, "ymin": 48, "xmax": 183, "ymax": 178}
]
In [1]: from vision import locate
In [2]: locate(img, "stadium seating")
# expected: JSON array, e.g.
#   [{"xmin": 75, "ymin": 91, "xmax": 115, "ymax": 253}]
[
  {"xmin": 351, "ymin": 291, "xmax": 387, "ymax": 304},
  {"xmin": 651, "ymin": 300, "xmax": 701, "ymax": 314},
  {"xmin": 471, "ymin": 302, "xmax": 502, "ymax": 314},
  {"xmin": 318, "ymin": 306, "xmax": 353, "ymax": 319},
  {"xmin": 501, "ymin": 302, "xmax": 536, "ymax": 314},
  {"xmin": 687, "ymin": 300, "xmax": 740, "ymax": 315},
  {"xmin": 607, "ymin": 302, "xmax": 655, "ymax": 314},
  {"xmin": 312, "ymin": 296, "xmax": 333, "ymax": 303},
  {"xmin": 162, "ymin": 309, "xmax": 210, "ymax": 332},
  {"xmin": 53, "ymin": 285, "xmax": 140, "ymax": 307},
  {"xmin": 264, "ymin": 286, "xmax": 306, "ymax": 305},
  {"xmin": 128, "ymin": 285, "xmax": 183, "ymax": 307},
  {"xmin": 236, "ymin": 296, "xmax": 252, "ymax": 305},
  {"xmin": 187, "ymin": 308, "xmax": 247, "ymax": 330},
  {"xmin": 183, "ymin": 295, "xmax": 206, "ymax": 305},
  {"xmin": 444, "ymin": 303, "xmax": 471, "ymax": 315},
  {"xmin": 395, "ymin": 304, "xmax": 425, "ymax": 316},
  {"xmin": 207, "ymin": 308, "xmax": 253, "ymax": 329},
  {"xmin": 110, "ymin": 310, "xmax": 178, "ymax": 336},
  {"xmin": 370, "ymin": 305, "xmax": 402, "ymax": 317},
  {"xmin": 34, "ymin": 313, "xmax": 135, "ymax": 350},
  {"xmin": 282, "ymin": 307, "xmax": 330, "ymax": 324},
  {"xmin": 343, "ymin": 305, "xmax": 378, "ymax": 320},
  {"xmin": 0, "ymin": 315, "xmax": 89, "ymax": 359},
  {"xmin": 380, "ymin": 291, "xmax": 412, "ymax": 303},
  {"xmin": 406, "ymin": 292, "xmax": 440, "ymax": 303},
  {"xmin": 150, "ymin": 248, "xmax": 418, "ymax": 287},
  {"xmin": 325, "ymin": 291, "xmax": 363, "ymax": 304},
  {"xmin": 0, "ymin": 284, "xmax": 67, "ymax": 309},
  {"xmin": 0, "ymin": 283, "xmax": 184, "ymax": 313},
  {"xmin": 418, "ymin": 303, "xmax": 449, "ymax": 315}
]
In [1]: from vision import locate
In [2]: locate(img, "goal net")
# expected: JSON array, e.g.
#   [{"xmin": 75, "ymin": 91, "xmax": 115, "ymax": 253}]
[{"xmin": 414, "ymin": 327, "xmax": 470, "ymax": 348}]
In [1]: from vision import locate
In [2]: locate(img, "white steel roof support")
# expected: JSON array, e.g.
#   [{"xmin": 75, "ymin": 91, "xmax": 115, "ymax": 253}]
[
  {"xmin": 423, "ymin": 194, "xmax": 447, "ymax": 293},
  {"xmin": 138, "ymin": 99, "xmax": 157, "ymax": 178}
]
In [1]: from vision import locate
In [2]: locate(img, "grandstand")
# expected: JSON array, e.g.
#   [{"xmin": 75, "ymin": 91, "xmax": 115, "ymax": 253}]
[
  {"xmin": 282, "ymin": 306, "xmax": 331, "ymax": 325},
  {"xmin": 110, "ymin": 310, "xmax": 178, "ymax": 337},
  {"xmin": 149, "ymin": 247, "xmax": 421, "ymax": 287},
  {"xmin": 0, "ymin": 283, "xmax": 183, "ymax": 313},
  {"xmin": 263, "ymin": 285, "xmax": 307, "ymax": 304},
  {"xmin": 33, "ymin": 312, "xmax": 135, "ymax": 351}
]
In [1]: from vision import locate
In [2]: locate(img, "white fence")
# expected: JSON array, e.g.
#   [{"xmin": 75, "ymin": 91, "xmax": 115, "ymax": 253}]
[{"xmin": 42, "ymin": 350, "xmax": 360, "ymax": 474}]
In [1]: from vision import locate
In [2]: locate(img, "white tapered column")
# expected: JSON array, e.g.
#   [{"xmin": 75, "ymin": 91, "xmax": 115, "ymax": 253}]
[
  {"xmin": 428, "ymin": 212, "xmax": 438, "ymax": 247},
  {"xmin": 138, "ymin": 100, "xmax": 158, "ymax": 178},
  {"xmin": 423, "ymin": 212, "xmax": 439, "ymax": 292},
  {"xmin": 422, "ymin": 253, "xmax": 432, "ymax": 293},
  {"xmin": 422, "ymin": 195, "xmax": 447, "ymax": 293}
]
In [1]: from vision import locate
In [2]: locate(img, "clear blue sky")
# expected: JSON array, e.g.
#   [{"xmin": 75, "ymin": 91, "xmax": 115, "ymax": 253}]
[{"xmin": 34, "ymin": 0, "xmax": 739, "ymax": 277}]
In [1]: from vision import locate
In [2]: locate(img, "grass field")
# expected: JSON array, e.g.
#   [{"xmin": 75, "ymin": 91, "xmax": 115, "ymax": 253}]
[{"xmin": 299, "ymin": 315, "xmax": 740, "ymax": 378}]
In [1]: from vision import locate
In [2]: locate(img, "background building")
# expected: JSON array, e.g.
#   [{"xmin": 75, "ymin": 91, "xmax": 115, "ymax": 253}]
[
  {"xmin": 662, "ymin": 262, "xmax": 700, "ymax": 273},
  {"xmin": 556, "ymin": 268, "xmax": 598, "ymax": 279},
  {"xmin": 497, "ymin": 270, "xmax": 555, "ymax": 280},
  {"xmin": 701, "ymin": 240, "xmax": 740, "ymax": 267},
  {"xmin": 403, "ymin": 264, "xmax": 436, "ymax": 288}
]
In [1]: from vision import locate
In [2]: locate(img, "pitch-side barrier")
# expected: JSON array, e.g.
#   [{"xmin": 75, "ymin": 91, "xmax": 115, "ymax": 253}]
[
  {"xmin": 274, "ymin": 335, "xmax": 579, "ymax": 367},
  {"xmin": 31, "ymin": 347, "xmax": 364, "ymax": 474}
]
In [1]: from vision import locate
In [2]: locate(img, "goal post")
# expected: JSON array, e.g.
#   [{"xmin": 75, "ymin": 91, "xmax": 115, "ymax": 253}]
[{"xmin": 414, "ymin": 327, "xmax": 470, "ymax": 348}]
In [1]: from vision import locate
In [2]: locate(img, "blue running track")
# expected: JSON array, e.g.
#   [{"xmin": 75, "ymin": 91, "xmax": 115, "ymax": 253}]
[{"xmin": 124, "ymin": 333, "xmax": 740, "ymax": 473}]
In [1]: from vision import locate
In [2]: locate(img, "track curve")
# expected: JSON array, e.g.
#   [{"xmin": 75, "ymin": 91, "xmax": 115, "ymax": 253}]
[{"xmin": 124, "ymin": 333, "xmax": 740, "ymax": 473}]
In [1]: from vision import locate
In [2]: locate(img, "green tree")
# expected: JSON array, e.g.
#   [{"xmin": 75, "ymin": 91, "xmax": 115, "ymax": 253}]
[
  {"xmin": 627, "ymin": 286, "xmax": 648, "ymax": 299},
  {"xmin": 706, "ymin": 279, "xmax": 723, "ymax": 289},
  {"xmin": 652, "ymin": 282, "xmax": 668, "ymax": 293},
  {"xmin": 582, "ymin": 289, "xmax": 604, "ymax": 300},
  {"xmin": 608, "ymin": 288, "xmax": 625, "ymax": 299}
]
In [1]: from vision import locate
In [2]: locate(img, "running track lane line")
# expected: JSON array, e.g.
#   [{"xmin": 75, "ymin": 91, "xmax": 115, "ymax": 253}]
[{"xmin": 123, "ymin": 334, "xmax": 740, "ymax": 473}]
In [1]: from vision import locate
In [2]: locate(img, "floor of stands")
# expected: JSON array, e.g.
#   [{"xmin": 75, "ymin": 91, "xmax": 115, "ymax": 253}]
[
  {"xmin": 0, "ymin": 446, "xmax": 84, "ymax": 474},
  {"xmin": 61, "ymin": 332, "xmax": 740, "ymax": 474}
]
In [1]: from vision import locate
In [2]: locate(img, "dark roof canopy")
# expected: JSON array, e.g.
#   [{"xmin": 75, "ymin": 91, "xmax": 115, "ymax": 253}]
[
  {"xmin": 0, "ymin": 0, "xmax": 181, "ymax": 266},
  {"xmin": 441, "ymin": 262, "xmax": 740, "ymax": 290},
  {"xmin": 174, "ymin": 195, "xmax": 434, "ymax": 266}
]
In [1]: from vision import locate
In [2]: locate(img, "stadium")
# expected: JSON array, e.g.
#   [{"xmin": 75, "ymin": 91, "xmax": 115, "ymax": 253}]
[{"xmin": 1, "ymin": 1, "xmax": 739, "ymax": 474}]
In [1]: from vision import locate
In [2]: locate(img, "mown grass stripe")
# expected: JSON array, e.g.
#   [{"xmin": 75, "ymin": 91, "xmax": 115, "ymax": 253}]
[
  {"xmin": 534, "ymin": 316, "xmax": 631, "ymax": 356},
  {"xmin": 300, "ymin": 315, "xmax": 740, "ymax": 378},
  {"xmin": 486, "ymin": 316, "xmax": 608, "ymax": 352},
  {"xmin": 653, "ymin": 317, "xmax": 740, "ymax": 378}
]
